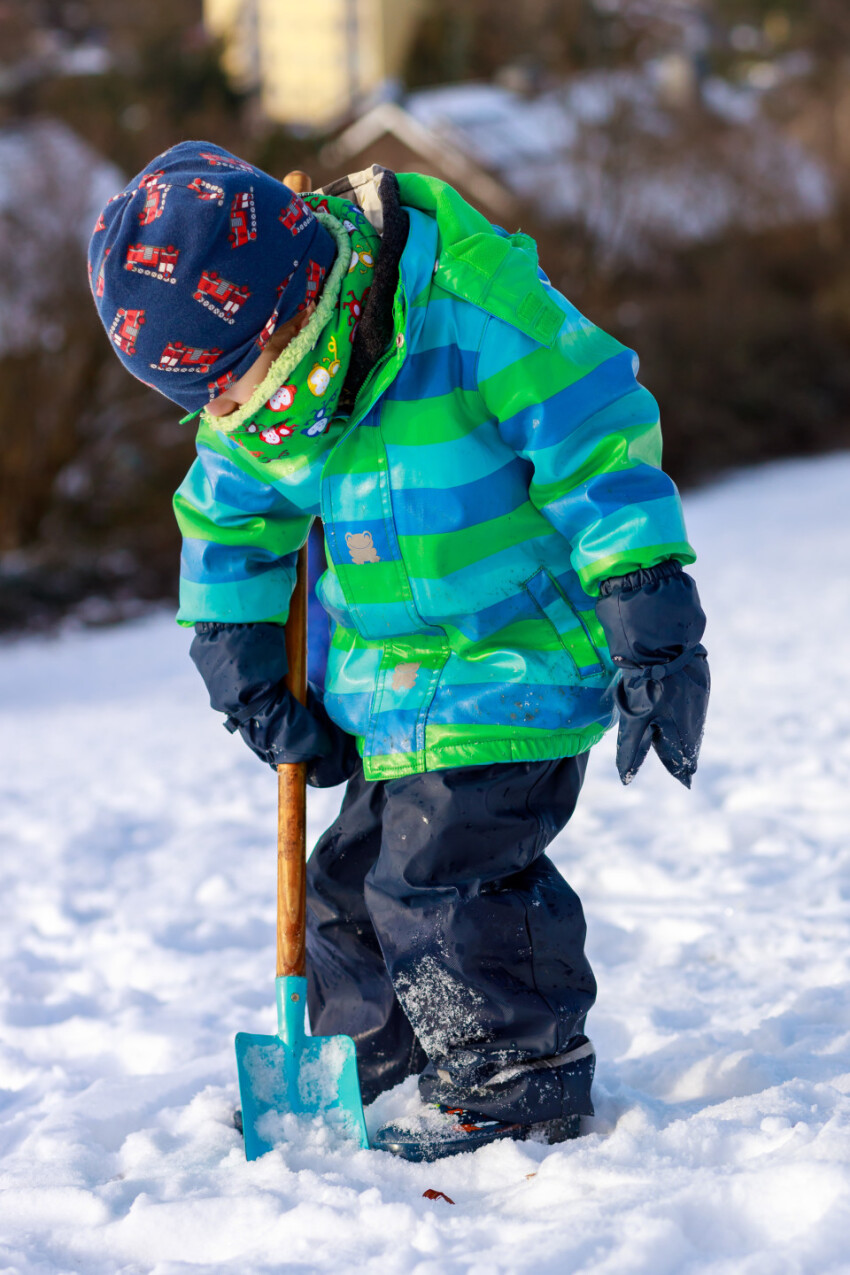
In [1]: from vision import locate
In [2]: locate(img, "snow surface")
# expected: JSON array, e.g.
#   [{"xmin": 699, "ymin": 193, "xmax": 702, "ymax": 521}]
[{"xmin": 1, "ymin": 454, "xmax": 849, "ymax": 1273}]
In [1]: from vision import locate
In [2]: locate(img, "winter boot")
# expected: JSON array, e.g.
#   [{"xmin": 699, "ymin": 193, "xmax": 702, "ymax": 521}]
[{"xmin": 373, "ymin": 1103, "xmax": 581, "ymax": 1162}]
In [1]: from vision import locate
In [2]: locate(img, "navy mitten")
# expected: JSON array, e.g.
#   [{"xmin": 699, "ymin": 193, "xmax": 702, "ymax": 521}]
[
  {"xmin": 189, "ymin": 621, "xmax": 359, "ymax": 788},
  {"xmin": 595, "ymin": 561, "xmax": 709, "ymax": 787}
]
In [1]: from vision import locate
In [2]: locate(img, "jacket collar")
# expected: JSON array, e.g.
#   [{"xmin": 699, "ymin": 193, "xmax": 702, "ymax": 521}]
[
  {"xmin": 316, "ymin": 163, "xmax": 565, "ymax": 420},
  {"xmin": 317, "ymin": 166, "xmax": 410, "ymax": 415},
  {"xmin": 321, "ymin": 165, "xmax": 564, "ymax": 351}
]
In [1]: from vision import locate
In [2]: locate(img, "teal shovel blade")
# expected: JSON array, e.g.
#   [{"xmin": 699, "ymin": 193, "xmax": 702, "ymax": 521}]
[{"xmin": 235, "ymin": 975, "xmax": 369, "ymax": 1160}]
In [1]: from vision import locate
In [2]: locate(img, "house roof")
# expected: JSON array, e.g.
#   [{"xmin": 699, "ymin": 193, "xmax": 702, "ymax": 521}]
[
  {"xmin": 319, "ymin": 100, "xmax": 518, "ymax": 219},
  {"xmin": 324, "ymin": 72, "xmax": 833, "ymax": 264}
]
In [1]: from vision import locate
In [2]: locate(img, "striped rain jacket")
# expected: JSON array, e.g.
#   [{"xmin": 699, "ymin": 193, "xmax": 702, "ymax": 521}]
[{"xmin": 174, "ymin": 168, "xmax": 696, "ymax": 780}]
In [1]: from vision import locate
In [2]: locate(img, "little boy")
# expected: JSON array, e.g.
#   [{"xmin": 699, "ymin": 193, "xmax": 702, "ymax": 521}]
[{"xmin": 88, "ymin": 141, "xmax": 709, "ymax": 1162}]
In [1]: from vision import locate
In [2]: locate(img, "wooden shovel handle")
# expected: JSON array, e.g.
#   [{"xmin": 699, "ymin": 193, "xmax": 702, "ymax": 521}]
[
  {"xmin": 277, "ymin": 543, "xmax": 309, "ymax": 979},
  {"xmin": 276, "ymin": 169, "xmax": 313, "ymax": 982},
  {"xmin": 284, "ymin": 170, "xmax": 312, "ymax": 194}
]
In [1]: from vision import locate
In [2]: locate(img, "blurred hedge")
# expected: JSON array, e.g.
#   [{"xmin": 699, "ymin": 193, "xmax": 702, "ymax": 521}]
[
  {"xmin": 3, "ymin": 208, "xmax": 848, "ymax": 632},
  {"xmin": 1, "ymin": 0, "xmax": 849, "ymax": 631}
]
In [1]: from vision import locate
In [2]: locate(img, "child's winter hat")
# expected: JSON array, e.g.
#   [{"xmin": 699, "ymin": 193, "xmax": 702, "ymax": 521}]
[{"xmin": 87, "ymin": 140, "xmax": 337, "ymax": 412}]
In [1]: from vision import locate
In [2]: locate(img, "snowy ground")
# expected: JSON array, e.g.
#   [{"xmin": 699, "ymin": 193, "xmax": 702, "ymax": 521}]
[{"xmin": 1, "ymin": 454, "xmax": 849, "ymax": 1275}]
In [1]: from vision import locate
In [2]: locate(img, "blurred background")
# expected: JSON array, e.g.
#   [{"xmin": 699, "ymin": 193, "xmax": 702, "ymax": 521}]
[{"xmin": 1, "ymin": 0, "xmax": 848, "ymax": 631}]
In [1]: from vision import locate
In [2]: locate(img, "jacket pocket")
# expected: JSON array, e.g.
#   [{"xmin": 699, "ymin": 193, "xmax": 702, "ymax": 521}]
[
  {"xmin": 364, "ymin": 636, "xmax": 450, "ymax": 766},
  {"xmin": 523, "ymin": 567, "xmax": 605, "ymax": 680}
]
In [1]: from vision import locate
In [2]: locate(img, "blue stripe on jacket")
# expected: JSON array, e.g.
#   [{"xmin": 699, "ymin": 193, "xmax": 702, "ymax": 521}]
[
  {"xmin": 426, "ymin": 681, "xmax": 608, "ymax": 730},
  {"xmin": 384, "ymin": 422, "xmax": 518, "ymax": 490},
  {"xmin": 391, "ymin": 457, "xmax": 532, "ymax": 539},
  {"xmin": 498, "ymin": 350, "xmax": 639, "ymax": 454},
  {"xmin": 186, "ymin": 444, "xmax": 302, "ymax": 516},
  {"xmin": 180, "ymin": 538, "xmax": 290, "ymax": 584},
  {"xmin": 384, "ymin": 344, "xmax": 479, "ymax": 401}
]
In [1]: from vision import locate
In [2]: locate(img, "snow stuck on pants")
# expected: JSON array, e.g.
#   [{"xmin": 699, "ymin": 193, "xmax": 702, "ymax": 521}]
[{"xmin": 1, "ymin": 454, "xmax": 849, "ymax": 1274}]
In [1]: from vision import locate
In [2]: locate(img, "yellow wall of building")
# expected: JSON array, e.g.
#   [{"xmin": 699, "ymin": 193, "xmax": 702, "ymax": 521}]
[{"xmin": 205, "ymin": 0, "xmax": 428, "ymax": 130}]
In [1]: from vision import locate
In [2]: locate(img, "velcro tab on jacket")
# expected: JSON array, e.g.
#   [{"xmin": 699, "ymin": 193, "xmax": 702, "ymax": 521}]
[
  {"xmin": 438, "ymin": 235, "xmax": 563, "ymax": 348},
  {"xmin": 516, "ymin": 291, "xmax": 563, "ymax": 345}
]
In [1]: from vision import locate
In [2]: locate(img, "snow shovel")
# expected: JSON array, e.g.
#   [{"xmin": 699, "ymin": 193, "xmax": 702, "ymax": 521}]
[{"xmin": 235, "ymin": 542, "xmax": 369, "ymax": 1159}]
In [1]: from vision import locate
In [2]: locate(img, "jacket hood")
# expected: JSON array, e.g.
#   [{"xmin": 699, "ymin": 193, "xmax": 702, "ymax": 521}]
[{"xmin": 318, "ymin": 165, "xmax": 565, "ymax": 350}]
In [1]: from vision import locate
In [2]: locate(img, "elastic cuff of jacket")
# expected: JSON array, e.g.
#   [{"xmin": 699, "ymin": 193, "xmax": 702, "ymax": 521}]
[
  {"xmin": 613, "ymin": 643, "xmax": 707, "ymax": 683},
  {"xmin": 599, "ymin": 559, "xmax": 684, "ymax": 597},
  {"xmin": 194, "ymin": 621, "xmax": 232, "ymax": 634},
  {"xmin": 194, "ymin": 619, "xmax": 286, "ymax": 638}
]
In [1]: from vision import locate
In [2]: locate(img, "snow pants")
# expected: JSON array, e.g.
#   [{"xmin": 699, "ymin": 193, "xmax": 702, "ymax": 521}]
[{"xmin": 306, "ymin": 755, "xmax": 597, "ymax": 1124}]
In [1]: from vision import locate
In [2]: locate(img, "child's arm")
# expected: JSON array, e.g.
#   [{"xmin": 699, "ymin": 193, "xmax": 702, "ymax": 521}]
[
  {"xmin": 173, "ymin": 424, "xmax": 310, "ymax": 627},
  {"xmin": 173, "ymin": 426, "xmax": 357, "ymax": 786},
  {"xmin": 476, "ymin": 301, "xmax": 694, "ymax": 594},
  {"xmin": 477, "ymin": 302, "xmax": 709, "ymax": 785}
]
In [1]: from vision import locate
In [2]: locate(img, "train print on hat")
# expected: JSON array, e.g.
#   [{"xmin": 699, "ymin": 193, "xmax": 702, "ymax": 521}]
[{"xmin": 87, "ymin": 140, "xmax": 338, "ymax": 412}]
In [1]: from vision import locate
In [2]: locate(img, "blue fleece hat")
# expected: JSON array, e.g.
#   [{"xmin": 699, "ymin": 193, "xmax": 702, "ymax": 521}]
[{"xmin": 87, "ymin": 140, "xmax": 337, "ymax": 412}]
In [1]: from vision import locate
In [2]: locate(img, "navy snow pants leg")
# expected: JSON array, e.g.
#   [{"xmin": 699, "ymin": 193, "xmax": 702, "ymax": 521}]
[{"xmin": 305, "ymin": 755, "xmax": 597, "ymax": 1123}]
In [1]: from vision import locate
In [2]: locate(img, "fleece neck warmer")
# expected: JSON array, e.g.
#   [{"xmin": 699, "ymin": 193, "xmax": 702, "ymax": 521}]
[
  {"xmin": 87, "ymin": 140, "xmax": 337, "ymax": 413},
  {"xmin": 202, "ymin": 192, "xmax": 380, "ymax": 457}
]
